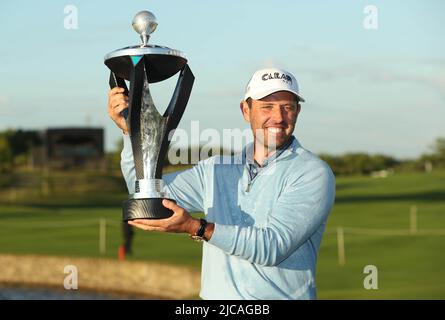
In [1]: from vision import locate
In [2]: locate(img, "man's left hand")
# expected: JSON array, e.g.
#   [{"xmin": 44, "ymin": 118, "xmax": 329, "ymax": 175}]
[{"xmin": 127, "ymin": 199, "xmax": 197, "ymax": 234}]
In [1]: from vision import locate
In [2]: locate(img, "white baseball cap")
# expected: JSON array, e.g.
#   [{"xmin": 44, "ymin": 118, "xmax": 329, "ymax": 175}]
[{"xmin": 244, "ymin": 67, "xmax": 305, "ymax": 102}]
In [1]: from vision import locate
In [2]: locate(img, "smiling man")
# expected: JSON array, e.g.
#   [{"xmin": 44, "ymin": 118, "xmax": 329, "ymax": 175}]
[{"xmin": 108, "ymin": 67, "xmax": 336, "ymax": 299}]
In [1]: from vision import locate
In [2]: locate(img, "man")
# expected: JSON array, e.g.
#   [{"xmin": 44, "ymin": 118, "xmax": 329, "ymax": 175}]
[{"xmin": 108, "ymin": 67, "xmax": 336, "ymax": 299}]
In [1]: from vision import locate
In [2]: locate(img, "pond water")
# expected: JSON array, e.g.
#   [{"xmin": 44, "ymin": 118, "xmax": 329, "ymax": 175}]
[{"xmin": 0, "ymin": 285, "xmax": 147, "ymax": 300}]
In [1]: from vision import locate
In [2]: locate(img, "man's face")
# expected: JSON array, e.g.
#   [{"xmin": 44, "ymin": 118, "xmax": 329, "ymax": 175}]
[{"xmin": 240, "ymin": 91, "xmax": 301, "ymax": 150}]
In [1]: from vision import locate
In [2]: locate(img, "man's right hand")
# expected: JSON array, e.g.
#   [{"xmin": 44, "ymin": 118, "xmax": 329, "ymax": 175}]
[{"xmin": 108, "ymin": 87, "xmax": 129, "ymax": 134}]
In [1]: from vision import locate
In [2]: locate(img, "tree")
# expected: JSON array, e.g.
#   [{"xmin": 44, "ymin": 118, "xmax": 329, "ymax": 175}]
[
  {"xmin": 319, "ymin": 152, "xmax": 400, "ymax": 176},
  {"xmin": 431, "ymin": 138, "xmax": 445, "ymax": 157},
  {"xmin": 0, "ymin": 135, "xmax": 13, "ymax": 172}
]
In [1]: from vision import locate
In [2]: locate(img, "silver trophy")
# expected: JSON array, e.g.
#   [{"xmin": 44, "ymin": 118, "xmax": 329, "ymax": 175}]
[{"xmin": 104, "ymin": 11, "xmax": 194, "ymax": 221}]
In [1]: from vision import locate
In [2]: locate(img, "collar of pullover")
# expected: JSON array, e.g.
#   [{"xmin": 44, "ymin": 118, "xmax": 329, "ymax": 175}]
[{"xmin": 234, "ymin": 135, "xmax": 302, "ymax": 167}]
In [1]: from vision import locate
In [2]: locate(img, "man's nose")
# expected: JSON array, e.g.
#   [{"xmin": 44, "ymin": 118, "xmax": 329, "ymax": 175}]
[{"xmin": 270, "ymin": 106, "xmax": 285, "ymax": 123}]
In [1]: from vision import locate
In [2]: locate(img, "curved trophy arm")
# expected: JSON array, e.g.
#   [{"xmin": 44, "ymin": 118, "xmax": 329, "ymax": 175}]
[
  {"xmin": 163, "ymin": 65, "xmax": 194, "ymax": 128},
  {"xmin": 126, "ymin": 58, "xmax": 147, "ymax": 181},
  {"xmin": 155, "ymin": 65, "xmax": 195, "ymax": 177},
  {"xmin": 109, "ymin": 71, "xmax": 129, "ymax": 119},
  {"xmin": 109, "ymin": 71, "xmax": 129, "ymax": 95}
]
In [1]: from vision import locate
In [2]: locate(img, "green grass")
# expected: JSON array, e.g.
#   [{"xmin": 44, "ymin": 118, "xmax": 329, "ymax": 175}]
[
  {"xmin": 0, "ymin": 204, "xmax": 203, "ymax": 268},
  {"xmin": 0, "ymin": 169, "xmax": 203, "ymax": 268},
  {"xmin": 317, "ymin": 171, "xmax": 445, "ymax": 299},
  {"xmin": 0, "ymin": 169, "xmax": 444, "ymax": 298}
]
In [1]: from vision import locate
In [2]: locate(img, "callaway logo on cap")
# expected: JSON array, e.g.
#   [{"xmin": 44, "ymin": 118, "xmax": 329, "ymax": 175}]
[{"xmin": 244, "ymin": 67, "xmax": 305, "ymax": 102}]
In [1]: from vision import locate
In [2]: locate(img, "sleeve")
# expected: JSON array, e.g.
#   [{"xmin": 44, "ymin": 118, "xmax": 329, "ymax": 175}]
[
  {"xmin": 163, "ymin": 165, "xmax": 205, "ymax": 213},
  {"xmin": 120, "ymin": 133, "xmax": 205, "ymax": 213},
  {"xmin": 208, "ymin": 161, "xmax": 336, "ymax": 267},
  {"xmin": 120, "ymin": 134, "xmax": 136, "ymax": 194}
]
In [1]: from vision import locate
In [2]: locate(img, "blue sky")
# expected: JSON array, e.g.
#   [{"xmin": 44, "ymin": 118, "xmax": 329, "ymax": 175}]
[{"xmin": 0, "ymin": 0, "xmax": 444, "ymax": 158}]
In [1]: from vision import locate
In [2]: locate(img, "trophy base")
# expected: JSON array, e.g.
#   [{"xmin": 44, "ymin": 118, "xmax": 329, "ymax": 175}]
[{"xmin": 123, "ymin": 198, "xmax": 175, "ymax": 221}]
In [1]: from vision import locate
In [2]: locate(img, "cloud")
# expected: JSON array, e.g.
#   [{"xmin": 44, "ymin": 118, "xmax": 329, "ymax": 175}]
[
  {"xmin": 373, "ymin": 71, "xmax": 445, "ymax": 93},
  {"xmin": 282, "ymin": 45, "xmax": 445, "ymax": 96},
  {"xmin": 296, "ymin": 63, "xmax": 445, "ymax": 97}
]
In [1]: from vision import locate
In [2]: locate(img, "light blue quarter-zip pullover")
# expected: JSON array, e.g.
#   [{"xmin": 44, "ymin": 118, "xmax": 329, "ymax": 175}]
[{"xmin": 120, "ymin": 134, "xmax": 335, "ymax": 299}]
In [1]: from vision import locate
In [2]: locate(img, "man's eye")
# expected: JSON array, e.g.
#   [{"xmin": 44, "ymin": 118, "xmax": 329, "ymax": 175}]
[{"xmin": 261, "ymin": 105, "xmax": 273, "ymax": 109}]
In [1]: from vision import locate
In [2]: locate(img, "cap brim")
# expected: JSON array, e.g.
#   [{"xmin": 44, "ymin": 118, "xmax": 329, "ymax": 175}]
[{"xmin": 246, "ymin": 88, "xmax": 305, "ymax": 102}]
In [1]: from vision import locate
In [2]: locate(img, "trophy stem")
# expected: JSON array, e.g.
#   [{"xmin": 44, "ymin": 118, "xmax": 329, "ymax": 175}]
[{"xmin": 140, "ymin": 34, "xmax": 149, "ymax": 47}]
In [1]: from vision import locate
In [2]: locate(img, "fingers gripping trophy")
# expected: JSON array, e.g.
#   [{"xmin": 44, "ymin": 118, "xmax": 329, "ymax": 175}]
[{"xmin": 104, "ymin": 11, "xmax": 194, "ymax": 221}]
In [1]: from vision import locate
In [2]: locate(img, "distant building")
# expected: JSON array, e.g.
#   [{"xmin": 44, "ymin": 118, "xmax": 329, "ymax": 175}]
[{"xmin": 32, "ymin": 127, "xmax": 104, "ymax": 169}]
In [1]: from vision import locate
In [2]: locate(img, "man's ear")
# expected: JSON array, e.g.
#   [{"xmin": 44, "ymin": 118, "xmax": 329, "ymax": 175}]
[
  {"xmin": 240, "ymin": 100, "xmax": 251, "ymax": 123},
  {"xmin": 296, "ymin": 103, "xmax": 302, "ymax": 115}
]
